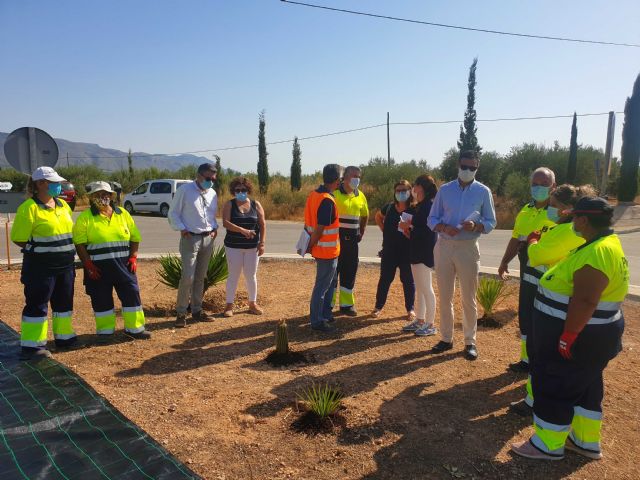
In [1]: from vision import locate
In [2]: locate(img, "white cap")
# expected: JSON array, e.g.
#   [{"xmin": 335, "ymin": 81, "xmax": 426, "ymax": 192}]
[
  {"xmin": 32, "ymin": 166, "xmax": 66, "ymax": 182},
  {"xmin": 87, "ymin": 181, "xmax": 115, "ymax": 194}
]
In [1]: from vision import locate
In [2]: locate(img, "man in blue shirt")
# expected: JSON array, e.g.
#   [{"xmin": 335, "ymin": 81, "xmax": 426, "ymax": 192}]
[{"xmin": 427, "ymin": 150, "xmax": 497, "ymax": 360}]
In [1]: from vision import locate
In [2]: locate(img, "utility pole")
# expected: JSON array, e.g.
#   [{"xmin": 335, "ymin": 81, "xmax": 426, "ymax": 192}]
[
  {"xmin": 387, "ymin": 112, "xmax": 391, "ymax": 167},
  {"xmin": 66, "ymin": 152, "xmax": 69, "ymax": 167},
  {"xmin": 601, "ymin": 111, "xmax": 616, "ymax": 195}
]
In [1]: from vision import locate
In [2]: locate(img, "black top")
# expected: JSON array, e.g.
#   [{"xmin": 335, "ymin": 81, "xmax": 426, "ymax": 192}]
[
  {"xmin": 407, "ymin": 199, "xmax": 436, "ymax": 267},
  {"xmin": 315, "ymin": 185, "xmax": 336, "ymax": 226},
  {"xmin": 381, "ymin": 203, "xmax": 411, "ymax": 258},
  {"xmin": 224, "ymin": 199, "xmax": 260, "ymax": 249}
]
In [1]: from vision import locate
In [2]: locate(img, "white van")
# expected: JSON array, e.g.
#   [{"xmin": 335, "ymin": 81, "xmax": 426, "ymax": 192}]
[{"xmin": 123, "ymin": 179, "xmax": 190, "ymax": 217}]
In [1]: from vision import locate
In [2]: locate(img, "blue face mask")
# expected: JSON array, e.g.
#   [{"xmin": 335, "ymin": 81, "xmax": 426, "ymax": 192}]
[
  {"xmin": 235, "ymin": 192, "xmax": 248, "ymax": 202},
  {"xmin": 200, "ymin": 180, "xmax": 213, "ymax": 190},
  {"xmin": 48, "ymin": 183, "xmax": 62, "ymax": 197},
  {"xmin": 531, "ymin": 185, "xmax": 550, "ymax": 202},
  {"xmin": 546, "ymin": 206, "xmax": 560, "ymax": 223},
  {"xmin": 395, "ymin": 191, "xmax": 410, "ymax": 202},
  {"xmin": 349, "ymin": 178, "xmax": 360, "ymax": 190}
]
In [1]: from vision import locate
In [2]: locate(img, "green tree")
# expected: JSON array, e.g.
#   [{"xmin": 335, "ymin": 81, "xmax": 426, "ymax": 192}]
[
  {"xmin": 619, "ymin": 72, "xmax": 640, "ymax": 202},
  {"xmin": 438, "ymin": 147, "xmax": 460, "ymax": 182},
  {"xmin": 290, "ymin": 136, "xmax": 302, "ymax": 191},
  {"xmin": 457, "ymin": 57, "xmax": 481, "ymax": 154},
  {"xmin": 567, "ymin": 112, "xmax": 578, "ymax": 184},
  {"xmin": 257, "ymin": 110, "xmax": 270, "ymax": 193},
  {"xmin": 127, "ymin": 148, "xmax": 133, "ymax": 175},
  {"xmin": 475, "ymin": 151, "xmax": 504, "ymax": 193}
]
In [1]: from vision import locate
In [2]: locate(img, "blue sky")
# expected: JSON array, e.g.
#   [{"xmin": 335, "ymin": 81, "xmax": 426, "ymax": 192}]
[{"xmin": 1, "ymin": 0, "xmax": 639, "ymax": 174}]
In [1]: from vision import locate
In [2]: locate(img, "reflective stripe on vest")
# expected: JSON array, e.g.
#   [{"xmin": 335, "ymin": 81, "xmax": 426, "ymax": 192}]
[
  {"xmin": 338, "ymin": 213, "xmax": 360, "ymax": 230},
  {"xmin": 534, "ymin": 286, "xmax": 622, "ymax": 325},
  {"xmin": 25, "ymin": 232, "xmax": 75, "ymax": 254},
  {"xmin": 87, "ymin": 240, "xmax": 130, "ymax": 261},
  {"xmin": 522, "ymin": 262, "xmax": 547, "ymax": 286}
]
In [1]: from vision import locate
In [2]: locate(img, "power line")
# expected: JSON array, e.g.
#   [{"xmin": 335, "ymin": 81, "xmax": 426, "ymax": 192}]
[
  {"xmin": 64, "ymin": 111, "xmax": 621, "ymax": 160},
  {"xmin": 280, "ymin": 0, "xmax": 640, "ymax": 48}
]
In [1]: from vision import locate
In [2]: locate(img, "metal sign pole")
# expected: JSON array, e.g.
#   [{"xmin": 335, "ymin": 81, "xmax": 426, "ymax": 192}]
[{"xmin": 5, "ymin": 213, "xmax": 10, "ymax": 270}]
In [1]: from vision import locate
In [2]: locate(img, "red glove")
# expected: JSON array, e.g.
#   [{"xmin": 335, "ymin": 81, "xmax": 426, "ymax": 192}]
[
  {"xmin": 83, "ymin": 259, "xmax": 101, "ymax": 280},
  {"xmin": 127, "ymin": 256, "xmax": 138, "ymax": 273},
  {"xmin": 558, "ymin": 331, "xmax": 579, "ymax": 359},
  {"xmin": 527, "ymin": 230, "xmax": 542, "ymax": 245}
]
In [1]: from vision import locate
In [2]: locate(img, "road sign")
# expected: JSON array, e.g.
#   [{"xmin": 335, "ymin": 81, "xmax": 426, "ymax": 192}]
[
  {"xmin": 3, "ymin": 127, "xmax": 59, "ymax": 174},
  {"xmin": 0, "ymin": 192, "xmax": 25, "ymax": 213},
  {"xmin": 0, "ymin": 182, "xmax": 12, "ymax": 191}
]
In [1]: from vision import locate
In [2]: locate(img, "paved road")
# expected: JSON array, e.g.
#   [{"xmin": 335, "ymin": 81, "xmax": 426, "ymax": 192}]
[{"xmin": 2, "ymin": 213, "xmax": 640, "ymax": 288}]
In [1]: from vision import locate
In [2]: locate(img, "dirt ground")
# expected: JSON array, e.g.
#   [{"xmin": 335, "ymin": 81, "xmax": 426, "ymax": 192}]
[{"xmin": 1, "ymin": 260, "xmax": 638, "ymax": 480}]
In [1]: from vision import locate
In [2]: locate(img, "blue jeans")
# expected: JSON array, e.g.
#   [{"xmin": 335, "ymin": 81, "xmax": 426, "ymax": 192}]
[{"xmin": 310, "ymin": 257, "xmax": 338, "ymax": 327}]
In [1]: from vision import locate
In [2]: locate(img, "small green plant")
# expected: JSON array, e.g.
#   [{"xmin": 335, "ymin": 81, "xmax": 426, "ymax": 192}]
[
  {"xmin": 275, "ymin": 320, "xmax": 289, "ymax": 355},
  {"xmin": 157, "ymin": 247, "xmax": 228, "ymax": 292},
  {"xmin": 476, "ymin": 276, "xmax": 508, "ymax": 318},
  {"xmin": 297, "ymin": 383, "xmax": 343, "ymax": 419}
]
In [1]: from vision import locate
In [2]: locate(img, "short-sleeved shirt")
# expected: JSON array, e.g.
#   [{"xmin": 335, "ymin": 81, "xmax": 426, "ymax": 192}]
[
  {"xmin": 11, "ymin": 197, "xmax": 75, "ymax": 273},
  {"xmin": 512, "ymin": 202, "xmax": 556, "ymax": 240}
]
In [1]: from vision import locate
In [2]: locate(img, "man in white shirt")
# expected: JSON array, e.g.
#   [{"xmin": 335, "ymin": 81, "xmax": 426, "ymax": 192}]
[{"xmin": 168, "ymin": 163, "xmax": 219, "ymax": 327}]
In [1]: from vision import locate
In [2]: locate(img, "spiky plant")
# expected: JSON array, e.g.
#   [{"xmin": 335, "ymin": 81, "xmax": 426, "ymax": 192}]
[
  {"xmin": 297, "ymin": 383, "xmax": 343, "ymax": 419},
  {"xmin": 476, "ymin": 276, "xmax": 508, "ymax": 318},
  {"xmin": 275, "ymin": 320, "xmax": 289, "ymax": 355},
  {"xmin": 157, "ymin": 246, "xmax": 228, "ymax": 291}
]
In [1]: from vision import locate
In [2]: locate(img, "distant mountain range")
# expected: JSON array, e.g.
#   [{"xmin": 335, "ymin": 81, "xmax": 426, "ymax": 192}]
[{"xmin": 0, "ymin": 131, "xmax": 212, "ymax": 172}]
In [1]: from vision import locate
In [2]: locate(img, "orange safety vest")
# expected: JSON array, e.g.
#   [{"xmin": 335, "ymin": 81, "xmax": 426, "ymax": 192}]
[{"xmin": 304, "ymin": 190, "xmax": 340, "ymax": 259}]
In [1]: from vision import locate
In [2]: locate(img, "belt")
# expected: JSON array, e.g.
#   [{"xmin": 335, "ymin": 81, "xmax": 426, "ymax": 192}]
[{"xmin": 189, "ymin": 231, "xmax": 212, "ymax": 236}]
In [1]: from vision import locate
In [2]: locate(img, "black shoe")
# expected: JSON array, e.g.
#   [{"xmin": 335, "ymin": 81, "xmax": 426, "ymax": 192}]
[
  {"xmin": 96, "ymin": 334, "xmax": 114, "ymax": 345},
  {"xmin": 311, "ymin": 321, "xmax": 337, "ymax": 333},
  {"xmin": 175, "ymin": 314, "xmax": 187, "ymax": 328},
  {"xmin": 326, "ymin": 316, "xmax": 336, "ymax": 323},
  {"xmin": 508, "ymin": 360, "xmax": 529, "ymax": 373},
  {"xmin": 509, "ymin": 399, "xmax": 533, "ymax": 417},
  {"xmin": 464, "ymin": 344, "xmax": 478, "ymax": 361},
  {"xmin": 340, "ymin": 307, "xmax": 358, "ymax": 317},
  {"xmin": 55, "ymin": 336, "xmax": 80, "ymax": 349},
  {"xmin": 19, "ymin": 347, "xmax": 52, "ymax": 361},
  {"xmin": 127, "ymin": 330, "xmax": 152, "ymax": 340},
  {"xmin": 431, "ymin": 340, "xmax": 453, "ymax": 353}
]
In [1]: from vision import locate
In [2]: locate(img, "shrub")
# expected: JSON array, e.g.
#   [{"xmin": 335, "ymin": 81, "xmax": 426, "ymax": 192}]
[
  {"xmin": 157, "ymin": 247, "xmax": 228, "ymax": 291},
  {"xmin": 297, "ymin": 383, "xmax": 343, "ymax": 419},
  {"xmin": 476, "ymin": 276, "xmax": 508, "ymax": 318}
]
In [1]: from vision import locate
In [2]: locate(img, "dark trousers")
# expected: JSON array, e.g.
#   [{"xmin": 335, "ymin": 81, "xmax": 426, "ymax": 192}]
[
  {"xmin": 529, "ymin": 308, "xmax": 623, "ymax": 453},
  {"xmin": 336, "ymin": 236, "xmax": 359, "ymax": 308},
  {"xmin": 375, "ymin": 249, "xmax": 415, "ymax": 312}
]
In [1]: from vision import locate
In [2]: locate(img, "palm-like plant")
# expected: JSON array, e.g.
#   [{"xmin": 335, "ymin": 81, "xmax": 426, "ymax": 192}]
[
  {"xmin": 297, "ymin": 383, "xmax": 343, "ymax": 419},
  {"xmin": 476, "ymin": 276, "xmax": 508, "ymax": 318},
  {"xmin": 157, "ymin": 246, "xmax": 228, "ymax": 291}
]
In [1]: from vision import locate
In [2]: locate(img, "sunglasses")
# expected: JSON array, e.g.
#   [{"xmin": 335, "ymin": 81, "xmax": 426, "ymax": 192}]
[
  {"xmin": 234, "ymin": 188, "xmax": 248, "ymax": 193},
  {"xmin": 202, "ymin": 176, "xmax": 216, "ymax": 181},
  {"xmin": 395, "ymin": 189, "xmax": 410, "ymax": 193},
  {"xmin": 460, "ymin": 165, "xmax": 478, "ymax": 172}
]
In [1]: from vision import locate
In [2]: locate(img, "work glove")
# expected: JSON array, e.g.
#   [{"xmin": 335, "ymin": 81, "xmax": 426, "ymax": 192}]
[
  {"xmin": 82, "ymin": 259, "xmax": 101, "ymax": 280},
  {"xmin": 558, "ymin": 330, "xmax": 579, "ymax": 360},
  {"xmin": 127, "ymin": 256, "xmax": 138, "ymax": 273},
  {"xmin": 527, "ymin": 230, "xmax": 542, "ymax": 245}
]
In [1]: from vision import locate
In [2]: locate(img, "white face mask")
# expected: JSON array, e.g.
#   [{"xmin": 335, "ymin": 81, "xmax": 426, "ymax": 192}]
[{"xmin": 458, "ymin": 168, "xmax": 476, "ymax": 183}]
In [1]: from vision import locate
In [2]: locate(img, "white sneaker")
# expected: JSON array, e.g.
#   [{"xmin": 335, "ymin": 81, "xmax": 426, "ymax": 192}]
[
  {"xmin": 402, "ymin": 320, "xmax": 422, "ymax": 332},
  {"xmin": 415, "ymin": 323, "xmax": 438, "ymax": 337}
]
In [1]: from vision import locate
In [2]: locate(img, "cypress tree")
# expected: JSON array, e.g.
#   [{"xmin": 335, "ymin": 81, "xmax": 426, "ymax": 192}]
[
  {"xmin": 290, "ymin": 136, "xmax": 302, "ymax": 191},
  {"xmin": 257, "ymin": 110, "xmax": 270, "ymax": 194},
  {"xmin": 127, "ymin": 148, "xmax": 133, "ymax": 175},
  {"xmin": 566, "ymin": 112, "xmax": 578, "ymax": 184},
  {"xmin": 213, "ymin": 154, "xmax": 223, "ymax": 194},
  {"xmin": 619, "ymin": 72, "xmax": 640, "ymax": 202},
  {"xmin": 457, "ymin": 57, "xmax": 481, "ymax": 154}
]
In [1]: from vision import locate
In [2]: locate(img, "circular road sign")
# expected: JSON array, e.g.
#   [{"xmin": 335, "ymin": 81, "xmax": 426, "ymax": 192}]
[{"xmin": 3, "ymin": 127, "xmax": 59, "ymax": 174}]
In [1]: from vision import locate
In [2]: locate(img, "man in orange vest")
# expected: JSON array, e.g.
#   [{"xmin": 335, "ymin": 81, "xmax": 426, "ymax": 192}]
[{"xmin": 305, "ymin": 164, "xmax": 343, "ymax": 333}]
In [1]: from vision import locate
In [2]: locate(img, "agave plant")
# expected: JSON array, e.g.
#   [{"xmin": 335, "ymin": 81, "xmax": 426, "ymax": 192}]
[
  {"xmin": 297, "ymin": 383, "xmax": 343, "ymax": 419},
  {"xmin": 476, "ymin": 276, "xmax": 508, "ymax": 318},
  {"xmin": 157, "ymin": 246, "xmax": 228, "ymax": 292}
]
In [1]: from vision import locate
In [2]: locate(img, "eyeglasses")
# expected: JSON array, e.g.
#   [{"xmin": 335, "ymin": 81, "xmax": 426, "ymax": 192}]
[
  {"xmin": 234, "ymin": 188, "xmax": 248, "ymax": 193},
  {"xmin": 460, "ymin": 165, "xmax": 478, "ymax": 172},
  {"xmin": 203, "ymin": 176, "xmax": 216, "ymax": 182}
]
